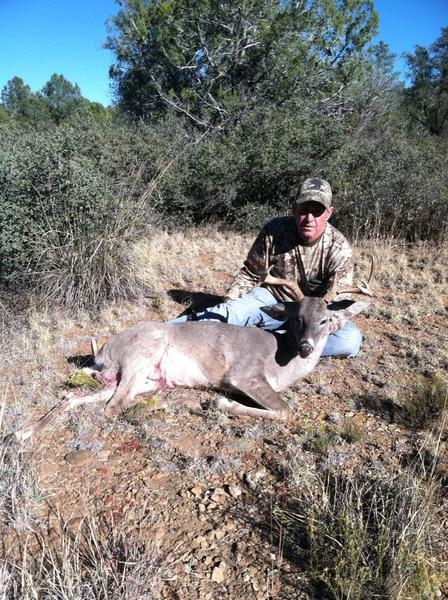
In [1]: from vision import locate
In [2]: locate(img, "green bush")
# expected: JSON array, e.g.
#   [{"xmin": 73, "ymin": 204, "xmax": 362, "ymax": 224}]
[
  {"xmin": 154, "ymin": 108, "xmax": 448, "ymax": 241},
  {"xmin": 0, "ymin": 121, "xmax": 165, "ymax": 308},
  {"xmin": 327, "ymin": 125, "xmax": 448, "ymax": 241},
  {"xmin": 1, "ymin": 103, "xmax": 447, "ymax": 309}
]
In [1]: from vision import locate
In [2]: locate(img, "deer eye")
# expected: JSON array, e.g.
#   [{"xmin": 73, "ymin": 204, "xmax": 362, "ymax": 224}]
[{"xmin": 320, "ymin": 318, "xmax": 328, "ymax": 325}]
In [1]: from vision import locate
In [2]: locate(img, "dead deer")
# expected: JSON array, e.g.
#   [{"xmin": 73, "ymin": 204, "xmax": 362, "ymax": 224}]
[{"xmin": 12, "ymin": 259, "xmax": 374, "ymax": 443}]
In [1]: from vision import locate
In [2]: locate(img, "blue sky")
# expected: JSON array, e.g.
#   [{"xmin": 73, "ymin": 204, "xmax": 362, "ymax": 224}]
[{"xmin": 0, "ymin": 0, "xmax": 447, "ymax": 106}]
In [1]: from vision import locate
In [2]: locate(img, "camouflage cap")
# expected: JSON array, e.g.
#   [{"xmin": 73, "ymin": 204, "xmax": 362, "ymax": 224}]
[{"xmin": 296, "ymin": 177, "xmax": 332, "ymax": 208}]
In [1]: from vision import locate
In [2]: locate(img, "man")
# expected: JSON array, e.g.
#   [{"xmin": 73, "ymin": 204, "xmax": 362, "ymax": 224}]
[{"xmin": 171, "ymin": 177, "xmax": 362, "ymax": 358}]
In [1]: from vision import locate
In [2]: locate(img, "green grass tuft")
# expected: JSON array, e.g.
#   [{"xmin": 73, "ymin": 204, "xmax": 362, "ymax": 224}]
[
  {"xmin": 66, "ymin": 370, "xmax": 101, "ymax": 391},
  {"xmin": 122, "ymin": 396, "xmax": 164, "ymax": 424},
  {"xmin": 340, "ymin": 421, "xmax": 363, "ymax": 444}
]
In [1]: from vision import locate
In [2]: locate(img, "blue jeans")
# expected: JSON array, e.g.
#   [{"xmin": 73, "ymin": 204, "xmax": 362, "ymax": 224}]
[{"xmin": 169, "ymin": 287, "xmax": 362, "ymax": 358}]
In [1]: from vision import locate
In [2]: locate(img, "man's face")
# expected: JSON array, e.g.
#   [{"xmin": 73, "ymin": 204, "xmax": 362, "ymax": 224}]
[{"xmin": 294, "ymin": 201, "xmax": 334, "ymax": 243}]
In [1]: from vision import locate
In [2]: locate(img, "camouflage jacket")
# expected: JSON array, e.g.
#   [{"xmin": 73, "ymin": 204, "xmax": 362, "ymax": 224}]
[{"xmin": 227, "ymin": 217, "xmax": 354, "ymax": 330}]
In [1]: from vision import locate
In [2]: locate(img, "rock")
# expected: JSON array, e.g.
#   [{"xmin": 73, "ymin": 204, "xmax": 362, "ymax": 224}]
[
  {"xmin": 227, "ymin": 484, "xmax": 242, "ymax": 498},
  {"xmin": 211, "ymin": 561, "xmax": 226, "ymax": 583},
  {"xmin": 191, "ymin": 486, "xmax": 203, "ymax": 497},
  {"xmin": 154, "ymin": 528, "xmax": 165, "ymax": 543},
  {"xmin": 38, "ymin": 461, "xmax": 59, "ymax": 478},
  {"xmin": 219, "ymin": 438, "xmax": 257, "ymax": 454},
  {"xmin": 248, "ymin": 565, "xmax": 259, "ymax": 577},
  {"xmin": 211, "ymin": 488, "xmax": 228, "ymax": 503},
  {"xmin": 97, "ymin": 449, "xmax": 111, "ymax": 462},
  {"xmin": 245, "ymin": 467, "xmax": 267, "ymax": 489},
  {"xmin": 215, "ymin": 529, "xmax": 225, "ymax": 541},
  {"xmin": 65, "ymin": 450, "xmax": 94, "ymax": 466},
  {"xmin": 174, "ymin": 433, "xmax": 204, "ymax": 457},
  {"xmin": 326, "ymin": 412, "xmax": 341, "ymax": 424},
  {"xmin": 65, "ymin": 516, "xmax": 83, "ymax": 530},
  {"xmin": 192, "ymin": 536, "xmax": 208, "ymax": 549},
  {"xmin": 317, "ymin": 386, "xmax": 333, "ymax": 397}
]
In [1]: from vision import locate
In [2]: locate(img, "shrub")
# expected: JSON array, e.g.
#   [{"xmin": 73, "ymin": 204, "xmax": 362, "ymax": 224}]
[
  {"xmin": 0, "ymin": 120, "xmax": 186, "ymax": 309},
  {"xmin": 1, "ymin": 105, "xmax": 447, "ymax": 310},
  {"xmin": 400, "ymin": 373, "xmax": 447, "ymax": 429},
  {"xmin": 327, "ymin": 125, "xmax": 448, "ymax": 241},
  {"xmin": 281, "ymin": 465, "xmax": 446, "ymax": 599},
  {"xmin": 340, "ymin": 421, "xmax": 363, "ymax": 444}
]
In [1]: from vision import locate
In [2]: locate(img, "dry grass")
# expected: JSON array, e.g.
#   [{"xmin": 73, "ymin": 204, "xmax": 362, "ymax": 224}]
[
  {"xmin": 280, "ymin": 455, "xmax": 447, "ymax": 599},
  {"xmin": 355, "ymin": 237, "xmax": 448, "ymax": 323},
  {"xmin": 0, "ymin": 402, "xmax": 41, "ymax": 531},
  {"xmin": 131, "ymin": 227, "xmax": 252, "ymax": 293},
  {"xmin": 184, "ymin": 453, "xmax": 243, "ymax": 482},
  {"xmin": 130, "ymin": 229, "xmax": 448, "ymax": 324},
  {"xmin": 130, "ymin": 226, "xmax": 252, "ymax": 317},
  {"xmin": 0, "ymin": 514, "xmax": 163, "ymax": 599},
  {"xmin": 399, "ymin": 373, "xmax": 448, "ymax": 430},
  {"xmin": 1, "ymin": 393, "xmax": 164, "ymax": 598},
  {"xmin": 31, "ymin": 192, "xmax": 150, "ymax": 312}
]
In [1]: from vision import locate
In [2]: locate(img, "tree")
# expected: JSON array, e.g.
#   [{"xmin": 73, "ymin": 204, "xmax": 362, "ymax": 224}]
[
  {"xmin": 40, "ymin": 73, "xmax": 83, "ymax": 125},
  {"xmin": 403, "ymin": 27, "xmax": 448, "ymax": 136},
  {"xmin": 105, "ymin": 0, "xmax": 378, "ymax": 129},
  {"xmin": 0, "ymin": 76, "xmax": 52, "ymax": 126},
  {"xmin": 1, "ymin": 77, "xmax": 32, "ymax": 113}
]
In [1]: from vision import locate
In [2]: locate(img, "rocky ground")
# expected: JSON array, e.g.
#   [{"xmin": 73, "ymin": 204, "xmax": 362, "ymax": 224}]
[{"xmin": 0, "ymin": 232, "xmax": 447, "ymax": 599}]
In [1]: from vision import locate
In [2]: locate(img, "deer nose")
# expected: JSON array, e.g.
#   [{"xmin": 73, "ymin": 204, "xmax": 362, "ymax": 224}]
[{"xmin": 298, "ymin": 341, "xmax": 314, "ymax": 358}]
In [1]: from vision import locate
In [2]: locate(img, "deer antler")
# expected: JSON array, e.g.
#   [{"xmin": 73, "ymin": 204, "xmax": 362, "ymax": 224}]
[
  {"xmin": 259, "ymin": 267, "xmax": 304, "ymax": 301},
  {"xmin": 91, "ymin": 338, "xmax": 98, "ymax": 356},
  {"xmin": 323, "ymin": 254, "xmax": 375, "ymax": 303}
]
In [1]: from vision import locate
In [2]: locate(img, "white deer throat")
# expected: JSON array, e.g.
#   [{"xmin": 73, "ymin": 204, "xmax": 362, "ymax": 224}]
[{"xmin": 267, "ymin": 335, "xmax": 327, "ymax": 392}]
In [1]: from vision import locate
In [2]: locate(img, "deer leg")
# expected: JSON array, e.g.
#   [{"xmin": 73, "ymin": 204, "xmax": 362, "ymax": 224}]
[
  {"xmin": 12, "ymin": 387, "xmax": 115, "ymax": 444},
  {"xmin": 104, "ymin": 356, "xmax": 172, "ymax": 417},
  {"xmin": 215, "ymin": 379, "xmax": 289, "ymax": 421},
  {"xmin": 104, "ymin": 365, "xmax": 159, "ymax": 417},
  {"xmin": 104, "ymin": 374, "xmax": 136, "ymax": 417}
]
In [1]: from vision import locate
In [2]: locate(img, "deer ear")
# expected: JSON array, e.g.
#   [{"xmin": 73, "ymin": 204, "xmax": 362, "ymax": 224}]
[
  {"xmin": 326, "ymin": 299, "xmax": 370, "ymax": 320},
  {"xmin": 261, "ymin": 302, "xmax": 299, "ymax": 321}
]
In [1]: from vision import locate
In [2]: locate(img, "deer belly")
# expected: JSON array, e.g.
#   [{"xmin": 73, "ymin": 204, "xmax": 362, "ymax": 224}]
[{"xmin": 155, "ymin": 348, "xmax": 211, "ymax": 389}]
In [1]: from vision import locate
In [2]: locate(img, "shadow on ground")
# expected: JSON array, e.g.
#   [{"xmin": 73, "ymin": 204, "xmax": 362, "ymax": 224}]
[{"xmin": 168, "ymin": 289, "xmax": 225, "ymax": 317}]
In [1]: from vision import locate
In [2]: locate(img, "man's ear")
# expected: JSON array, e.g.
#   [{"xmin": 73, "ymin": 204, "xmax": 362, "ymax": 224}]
[
  {"xmin": 261, "ymin": 302, "xmax": 299, "ymax": 321},
  {"xmin": 326, "ymin": 299, "xmax": 370, "ymax": 320}
]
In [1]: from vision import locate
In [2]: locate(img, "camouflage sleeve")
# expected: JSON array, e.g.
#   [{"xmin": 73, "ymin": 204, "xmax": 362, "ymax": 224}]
[
  {"xmin": 325, "ymin": 238, "xmax": 355, "ymax": 332},
  {"xmin": 327, "ymin": 254, "xmax": 354, "ymax": 292},
  {"xmin": 226, "ymin": 227, "xmax": 271, "ymax": 300}
]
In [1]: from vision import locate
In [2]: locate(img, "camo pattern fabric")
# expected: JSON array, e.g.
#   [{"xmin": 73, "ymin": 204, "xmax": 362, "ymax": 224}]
[{"xmin": 226, "ymin": 217, "xmax": 354, "ymax": 330}]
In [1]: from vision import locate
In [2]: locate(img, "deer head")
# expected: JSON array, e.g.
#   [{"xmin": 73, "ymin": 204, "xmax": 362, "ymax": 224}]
[{"xmin": 259, "ymin": 256, "xmax": 375, "ymax": 358}]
